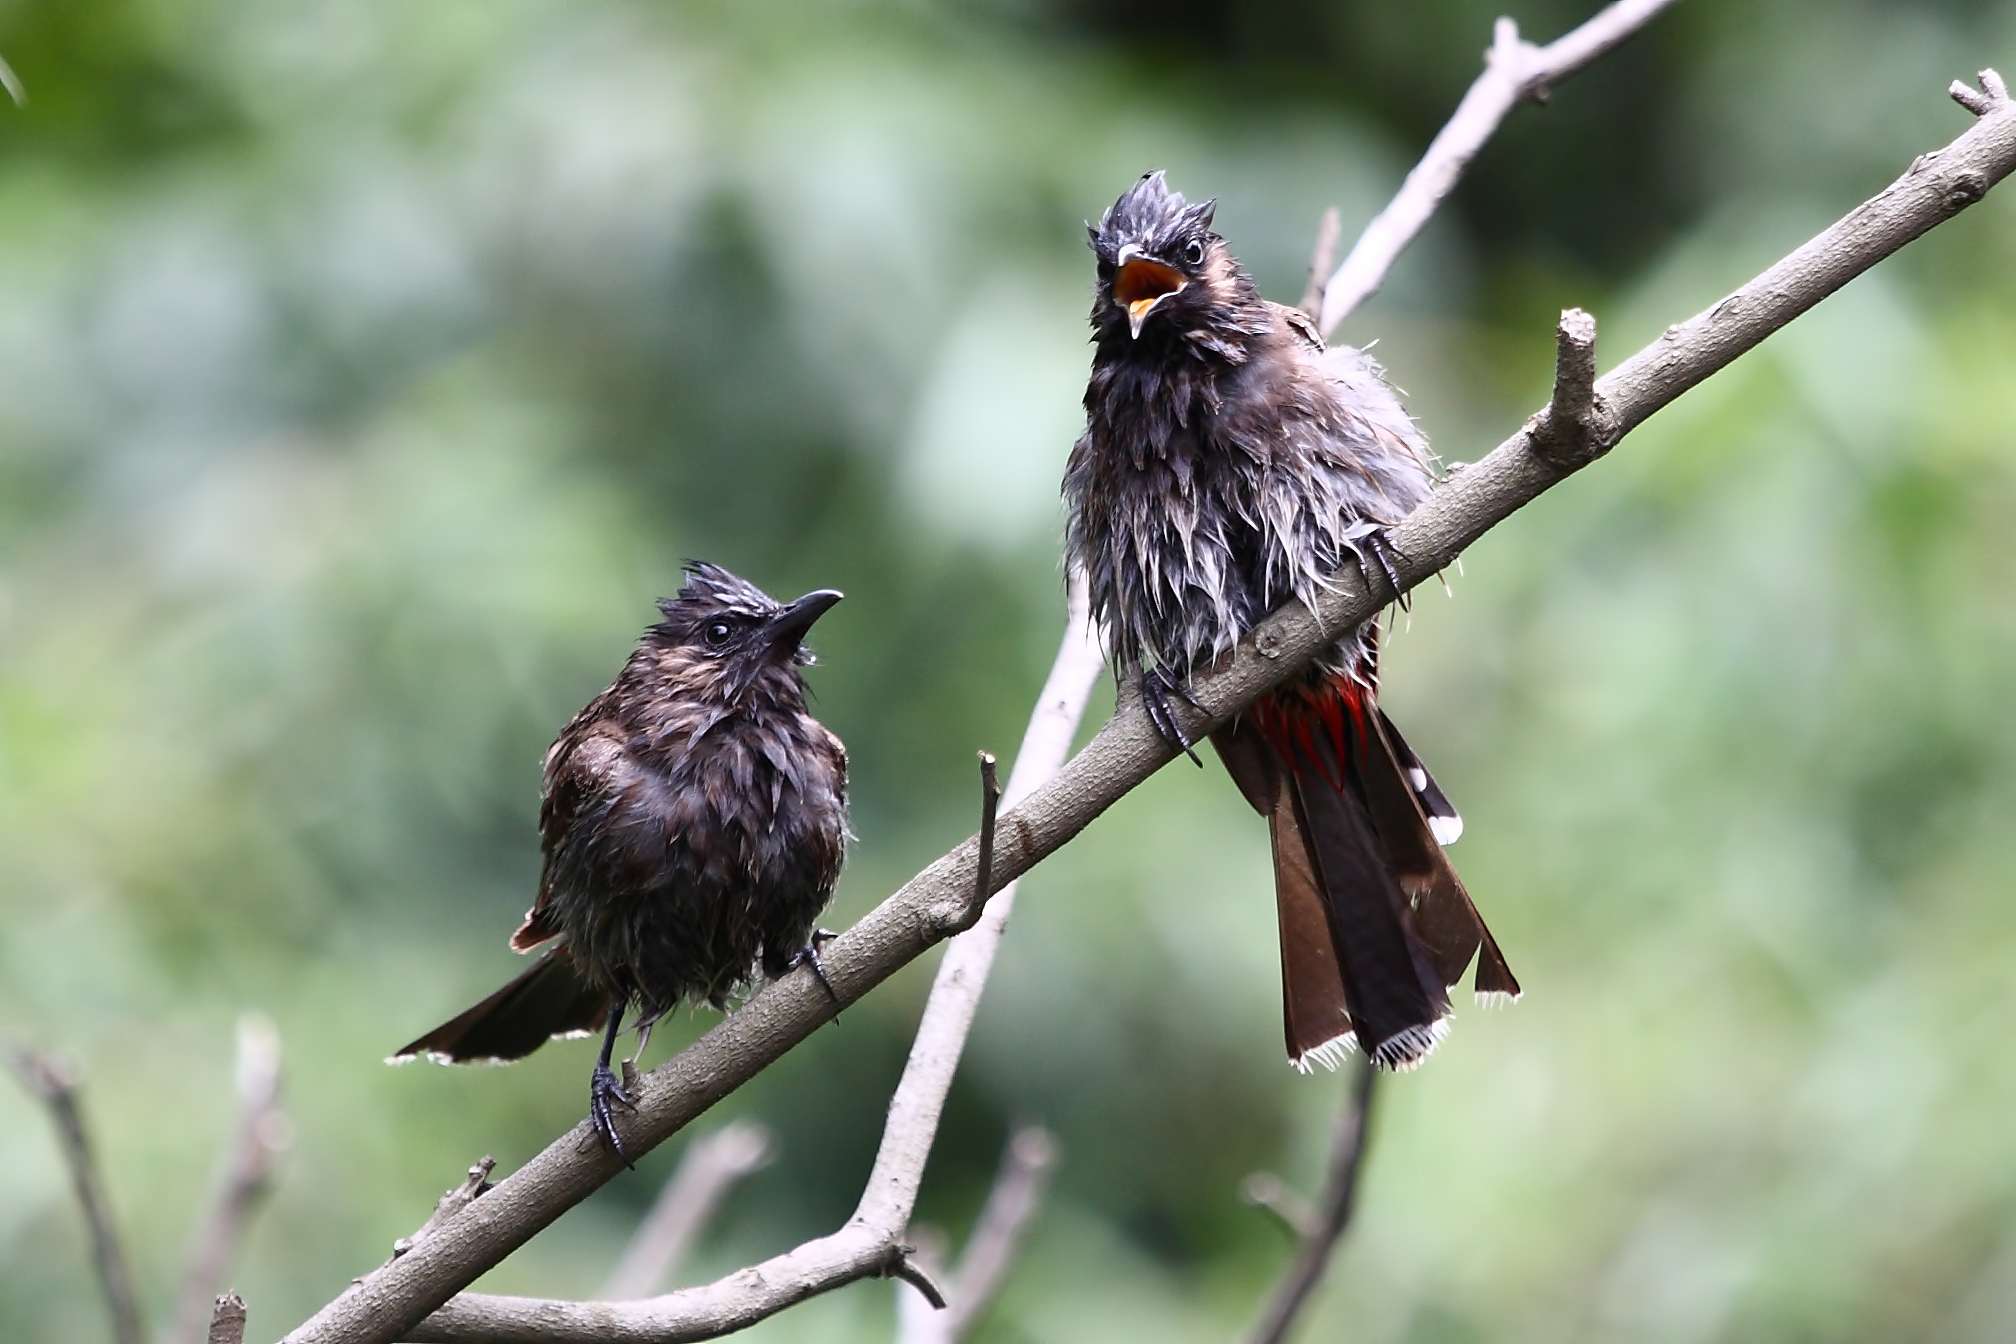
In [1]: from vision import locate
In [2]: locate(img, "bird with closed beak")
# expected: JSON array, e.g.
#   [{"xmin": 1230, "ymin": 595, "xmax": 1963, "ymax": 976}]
[
  {"xmin": 1064, "ymin": 170, "xmax": 1518, "ymax": 1072},
  {"xmin": 394, "ymin": 562, "xmax": 850, "ymax": 1163}
]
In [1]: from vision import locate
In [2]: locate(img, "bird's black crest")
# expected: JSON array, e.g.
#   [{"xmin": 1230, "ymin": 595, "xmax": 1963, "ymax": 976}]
[
  {"xmin": 1089, "ymin": 170, "xmax": 1218, "ymax": 265},
  {"xmin": 659, "ymin": 561, "xmax": 780, "ymax": 624}
]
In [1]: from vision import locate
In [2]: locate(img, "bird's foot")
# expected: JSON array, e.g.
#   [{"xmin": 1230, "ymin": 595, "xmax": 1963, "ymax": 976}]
[
  {"xmin": 788, "ymin": 928, "xmax": 841, "ymax": 1003},
  {"xmin": 1141, "ymin": 666, "xmax": 1203, "ymax": 766},
  {"xmin": 590, "ymin": 1062, "xmax": 637, "ymax": 1169},
  {"xmin": 1348, "ymin": 523, "xmax": 1410, "ymax": 612}
]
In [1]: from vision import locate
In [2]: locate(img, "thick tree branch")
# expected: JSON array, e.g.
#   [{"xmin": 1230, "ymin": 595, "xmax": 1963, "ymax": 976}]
[
  {"xmin": 279, "ymin": 73, "xmax": 2016, "ymax": 1344},
  {"xmin": 1318, "ymin": 0, "xmax": 1682, "ymax": 334},
  {"xmin": 8, "ymin": 1046, "xmax": 144, "ymax": 1344},
  {"xmin": 176, "ymin": 1015, "xmax": 290, "ymax": 1344},
  {"xmin": 1243, "ymin": 1063, "xmax": 1377, "ymax": 1344}
]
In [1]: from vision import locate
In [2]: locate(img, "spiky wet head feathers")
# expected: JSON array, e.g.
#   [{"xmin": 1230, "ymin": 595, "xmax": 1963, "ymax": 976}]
[
  {"xmin": 1087, "ymin": 171, "xmax": 1265, "ymax": 353},
  {"xmin": 658, "ymin": 561, "xmax": 781, "ymax": 633},
  {"xmin": 647, "ymin": 561, "xmax": 840, "ymax": 697},
  {"xmin": 1089, "ymin": 170, "xmax": 1217, "ymax": 267}
]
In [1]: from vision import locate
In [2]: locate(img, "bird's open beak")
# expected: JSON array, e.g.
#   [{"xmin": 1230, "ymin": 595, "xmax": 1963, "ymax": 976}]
[
  {"xmin": 1114, "ymin": 244, "xmax": 1187, "ymax": 339},
  {"xmin": 766, "ymin": 589, "xmax": 844, "ymax": 652}
]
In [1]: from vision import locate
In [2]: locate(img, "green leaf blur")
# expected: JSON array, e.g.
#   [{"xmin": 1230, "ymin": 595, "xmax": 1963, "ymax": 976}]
[{"xmin": 2, "ymin": 1, "xmax": 2014, "ymax": 1340}]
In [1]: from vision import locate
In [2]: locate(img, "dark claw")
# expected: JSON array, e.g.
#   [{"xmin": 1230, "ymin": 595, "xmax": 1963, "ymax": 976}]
[
  {"xmin": 631, "ymin": 1012, "xmax": 658, "ymax": 1065},
  {"xmin": 789, "ymin": 928, "xmax": 841, "ymax": 1003},
  {"xmin": 590, "ymin": 1061, "xmax": 637, "ymax": 1168},
  {"xmin": 1141, "ymin": 666, "xmax": 1203, "ymax": 766},
  {"xmin": 1353, "ymin": 526, "xmax": 1410, "ymax": 612}
]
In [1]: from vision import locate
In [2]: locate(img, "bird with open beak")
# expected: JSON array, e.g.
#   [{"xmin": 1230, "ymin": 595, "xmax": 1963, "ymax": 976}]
[
  {"xmin": 1064, "ymin": 170, "xmax": 1518, "ymax": 1072},
  {"xmin": 394, "ymin": 562, "xmax": 850, "ymax": 1163}
]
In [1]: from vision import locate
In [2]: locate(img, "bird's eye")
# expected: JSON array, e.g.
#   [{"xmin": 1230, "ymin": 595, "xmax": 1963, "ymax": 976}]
[
  {"xmin": 1183, "ymin": 239, "xmax": 1205, "ymax": 266},
  {"xmin": 703, "ymin": 620, "xmax": 733, "ymax": 648}
]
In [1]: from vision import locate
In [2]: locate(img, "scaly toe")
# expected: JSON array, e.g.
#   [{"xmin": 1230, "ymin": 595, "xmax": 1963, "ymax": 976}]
[
  {"xmin": 590, "ymin": 1063, "xmax": 637, "ymax": 1168},
  {"xmin": 1141, "ymin": 668, "xmax": 1203, "ymax": 766},
  {"xmin": 788, "ymin": 929, "xmax": 841, "ymax": 1002}
]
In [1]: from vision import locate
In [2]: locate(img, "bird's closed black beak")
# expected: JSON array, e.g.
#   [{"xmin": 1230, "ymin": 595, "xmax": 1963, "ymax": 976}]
[
  {"xmin": 766, "ymin": 589, "xmax": 844, "ymax": 651},
  {"xmin": 1114, "ymin": 243, "xmax": 1187, "ymax": 339}
]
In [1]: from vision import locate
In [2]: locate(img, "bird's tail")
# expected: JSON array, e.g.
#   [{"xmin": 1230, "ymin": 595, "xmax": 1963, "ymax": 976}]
[
  {"xmin": 390, "ymin": 948, "xmax": 609, "ymax": 1064},
  {"xmin": 1212, "ymin": 676, "xmax": 1517, "ymax": 1072}
]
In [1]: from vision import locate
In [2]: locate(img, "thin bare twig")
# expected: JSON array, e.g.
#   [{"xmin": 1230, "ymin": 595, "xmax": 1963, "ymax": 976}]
[
  {"xmin": 1319, "ymin": 0, "xmax": 1683, "ymax": 334},
  {"xmin": 209, "ymin": 1294, "xmax": 250, "ymax": 1344},
  {"xmin": 1950, "ymin": 67, "xmax": 2010, "ymax": 116},
  {"xmin": 175, "ymin": 1015, "xmax": 289, "ymax": 1344},
  {"xmin": 889, "ymin": 1258, "xmax": 949, "ymax": 1310},
  {"xmin": 1528, "ymin": 306, "xmax": 1603, "ymax": 467},
  {"xmin": 897, "ymin": 1124, "xmax": 1060, "ymax": 1343},
  {"xmin": 393, "ymin": 1159, "xmax": 497, "ymax": 1259},
  {"xmin": 280, "ymin": 73, "xmax": 2016, "ymax": 1344},
  {"xmin": 1297, "ymin": 207, "xmax": 1343, "ymax": 318},
  {"xmin": 970, "ymin": 752, "xmax": 1003, "ymax": 922},
  {"xmin": 602, "ymin": 1122, "xmax": 773, "ymax": 1299},
  {"xmin": 7, "ymin": 1046, "xmax": 144, "ymax": 1344},
  {"xmin": 1244, "ymin": 1063, "xmax": 1377, "ymax": 1344},
  {"xmin": 945, "ymin": 1126, "xmax": 1059, "ymax": 1338},
  {"xmin": 1239, "ymin": 1173, "xmax": 1316, "ymax": 1242}
]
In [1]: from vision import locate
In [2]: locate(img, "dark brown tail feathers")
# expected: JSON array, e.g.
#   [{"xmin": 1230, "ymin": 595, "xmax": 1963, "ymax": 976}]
[
  {"xmin": 392, "ymin": 949, "xmax": 608, "ymax": 1064},
  {"xmin": 1213, "ymin": 680, "xmax": 1518, "ymax": 1072}
]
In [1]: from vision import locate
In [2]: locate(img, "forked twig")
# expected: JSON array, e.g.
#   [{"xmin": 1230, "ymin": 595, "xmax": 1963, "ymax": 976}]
[
  {"xmin": 7, "ymin": 1046, "xmax": 144, "ymax": 1344},
  {"xmin": 1950, "ymin": 67, "xmax": 2011, "ymax": 116},
  {"xmin": 1244, "ymin": 1063, "xmax": 1377, "ymax": 1344},
  {"xmin": 174, "ymin": 1014, "xmax": 289, "ymax": 1344},
  {"xmin": 1319, "ymin": 0, "xmax": 1683, "ymax": 334}
]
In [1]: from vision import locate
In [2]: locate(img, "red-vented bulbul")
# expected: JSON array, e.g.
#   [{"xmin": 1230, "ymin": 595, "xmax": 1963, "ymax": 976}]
[
  {"xmin": 394, "ymin": 562, "xmax": 849, "ymax": 1161},
  {"xmin": 1064, "ymin": 172, "xmax": 1518, "ymax": 1071}
]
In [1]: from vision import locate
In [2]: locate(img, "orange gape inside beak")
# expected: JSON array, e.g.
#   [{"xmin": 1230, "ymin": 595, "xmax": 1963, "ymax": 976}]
[{"xmin": 1115, "ymin": 255, "xmax": 1187, "ymax": 336}]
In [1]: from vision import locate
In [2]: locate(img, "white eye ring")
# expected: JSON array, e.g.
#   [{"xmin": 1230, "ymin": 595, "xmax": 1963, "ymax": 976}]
[{"xmin": 1183, "ymin": 239, "xmax": 1205, "ymax": 266}]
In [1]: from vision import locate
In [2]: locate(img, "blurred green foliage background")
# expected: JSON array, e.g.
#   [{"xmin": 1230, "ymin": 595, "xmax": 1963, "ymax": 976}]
[{"xmin": 2, "ymin": 1, "xmax": 2015, "ymax": 1340}]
